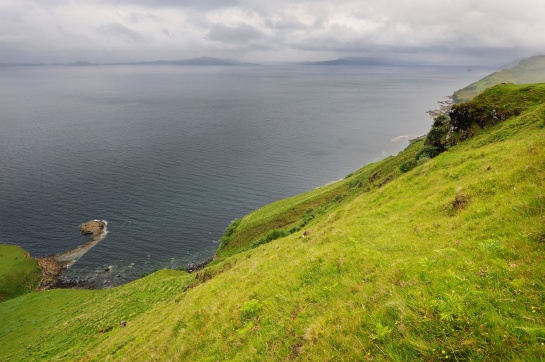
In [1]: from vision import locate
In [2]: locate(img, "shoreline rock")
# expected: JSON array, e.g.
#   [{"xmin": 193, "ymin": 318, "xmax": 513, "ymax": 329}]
[
  {"xmin": 426, "ymin": 96, "xmax": 454, "ymax": 119},
  {"xmin": 79, "ymin": 220, "xmax": 108, "ymax": 241},
  {"xmin": 185, "ymin": 256, "xmax": 215, "ymax": 273},
  {"xmin": 36, "ymin": 257, "xmax": 70, "ymax": 290},
  {"xmin": 37, "ymin": 219, "xmax": 109, "ymax": 289}
]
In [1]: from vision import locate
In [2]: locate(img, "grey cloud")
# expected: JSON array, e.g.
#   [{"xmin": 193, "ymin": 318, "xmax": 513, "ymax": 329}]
[
  {"xmin": 0, "ymin": 9, "xmax": 23, "ymax": 23},
  {"xmin": 99, "ymin": 0, "xmax": 239, "ymax": 9},
  {"xmin": 97, "ymin": 22, "xmax": 147, "ymax": 44},
  {"xmin": 128, "ymin": 12, "xmax": 163, "ymax": 24},
  {"xmin": 266, "ymin": 16, "xmax": 307, "ymax": 30},
  {"xmin": 1, "ymin": 0, "xmax": 544, "ymax": 65},
  {"xmin": 161, "ymin": 28, "xmax": 174, "ymax": 38},
  {"xmin": 17, "ymin": 0, "xmax": 239, "ymax": 8},
  {"xmin": 208, "ymin": 23, "xmax": 262, "ymax": 44}
]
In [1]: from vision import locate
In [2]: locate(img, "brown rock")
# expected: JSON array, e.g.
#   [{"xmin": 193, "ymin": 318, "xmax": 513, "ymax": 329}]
[
  {"xmin": 80, "ymin": 220, "xmax": 107, "ymax": 241},
  {"xmin": 37, "ymin": 256, "xmax": 69, "ymax": 290},
  {"xmin": 80, "ymin": 220, "xmax": 104, "ymax": 234}
]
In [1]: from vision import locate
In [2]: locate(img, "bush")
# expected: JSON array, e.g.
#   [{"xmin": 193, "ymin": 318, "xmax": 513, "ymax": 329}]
[
  {"xmin": 251, "ymin": 228, "xmax": 290, "ymax": 248},
  {"xmin": 433, "ymin": 114, "xmax": 449, "ymax": 127},
  {"xmin": 416, "ymin": 145, "xmax": 442, "ymax": 161},
  {"xmin": 425, "ymin": 126, "xmax": 447, "ymax": 147},
  {"xmin": 399, "ymin": 160, "xmax": 417, "ymax": 173},
  {"xmin": 220, "ymin": 219, "xmax": 241, "ymax": 245}
]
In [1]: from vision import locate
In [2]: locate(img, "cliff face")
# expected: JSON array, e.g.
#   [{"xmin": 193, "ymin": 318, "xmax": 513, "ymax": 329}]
[
  {"xmin": 403, "ymin": 83, "xmax": 545, "ymax": 169},
  {"xmin": 447, "ymin": 83, "xmax": 545, "ymax": 143}
]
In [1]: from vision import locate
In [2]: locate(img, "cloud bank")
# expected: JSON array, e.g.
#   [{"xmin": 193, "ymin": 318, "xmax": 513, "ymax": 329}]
[{"xmin": 1, "ymin": 0, "xmax": 544, "ymax": 64}]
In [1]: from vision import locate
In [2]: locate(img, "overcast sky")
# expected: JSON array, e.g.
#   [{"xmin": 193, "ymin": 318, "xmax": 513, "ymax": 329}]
[{"xmin": 1, "ymin": 0, "xmax": 544, "ymax": 65}]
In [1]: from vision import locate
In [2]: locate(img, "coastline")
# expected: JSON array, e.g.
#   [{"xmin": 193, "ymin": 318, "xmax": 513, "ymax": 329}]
[
  {"xmin": 37, "ymin": 220, "xmax": 109, "ymax": 289},
  {"xmin": 426, "ymin": 95, "xmax": 454, "ymax": 119},
  {"xmin": 40, "ymin": 91, "xmax": 458, "ymax": 291}
]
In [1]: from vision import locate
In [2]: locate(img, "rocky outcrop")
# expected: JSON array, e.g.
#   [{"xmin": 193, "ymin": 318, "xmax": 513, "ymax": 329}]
[
  {"xmin": 37, "ymin": 219, "xmax": 109, "ymax": 289},
  {"xmin": 37, "ymin": 257, "xmax": 68, "ymax": 290},
  {"xmin": 80, "ymin": 220, "xmax": 108, "ymax": 241}
]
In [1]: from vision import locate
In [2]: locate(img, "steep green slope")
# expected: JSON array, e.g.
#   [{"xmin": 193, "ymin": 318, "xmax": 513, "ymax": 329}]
[
  {"xmin": 1, "ymin": 84, "xmax": 544, "ymax": 361},
  {"xmin": 453, "ymin": 55, "xmax": 545, "ymax": 102},
  {"xmin": 216, "ymin": 137, "xmax": 426, "ymax": 258},
  {"xmin": 0, "ymin": 245, "xmax": 42, "ymax": 302}
]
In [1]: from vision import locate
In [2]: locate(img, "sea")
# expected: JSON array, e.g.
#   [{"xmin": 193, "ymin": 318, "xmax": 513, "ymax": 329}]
[{"xmin": 0, "ymin": 64, "xmax": 493, "ymax": 287}]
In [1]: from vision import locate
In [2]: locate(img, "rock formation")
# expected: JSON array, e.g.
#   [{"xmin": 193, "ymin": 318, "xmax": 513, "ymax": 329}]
[
  {"xmin": 80, "ymin": 220, "xmax": 108, "ymax": 241},
  {"xmin": 37, "ymin": 219, "xmax": 108, "ymax": 289}
]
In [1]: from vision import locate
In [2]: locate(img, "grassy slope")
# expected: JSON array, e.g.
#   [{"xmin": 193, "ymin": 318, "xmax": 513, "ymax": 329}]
[
  {"xmin": 216, "ymin": 137, "xmax": 426, "ymax": 258},
  {"xmin": 0, "ymin": 245, "xmax": 42, "ymax": 302},
  {"xmin": 1, "ymin": 84, "xmax": 545, "ymax": 361},
  {"xmin": 453, "ymin": 55, "xmax": 545, "ymax": 102}
]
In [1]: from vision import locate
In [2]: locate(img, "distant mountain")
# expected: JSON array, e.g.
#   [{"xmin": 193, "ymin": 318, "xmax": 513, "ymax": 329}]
[
  {"xmin": 452, "ymin": 54, "xmax": 545, "ymax": 102},
  {"xmin": 303, "ymin": 57, "xmax": 416, "ymax": 66},
  {"xmin": 1, "ymin": 57, "xmax": 257, "ymax": 67},
  {"xmin": 110, "ymin": 57, "xmax": 258, "ymax": 66},
  {"xmin": 65, "ymin": 61, "xmax": 98, "ymax": 66}
]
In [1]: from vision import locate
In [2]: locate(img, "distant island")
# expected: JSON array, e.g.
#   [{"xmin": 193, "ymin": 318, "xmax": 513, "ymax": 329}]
[
  {"xmin": 1, "ymin": 56, "xmax": 258, "ymax": 67},
  {"xmin": 108, "ymin": 56, "xmax": 257, "ymax": 66},
  {"xmin": 303, "ymin": 56, "xmax": 417, "ymax": 66},
  {"xmin": 65, "ymin": 61, "xmax": 98, "ymax": 66}
]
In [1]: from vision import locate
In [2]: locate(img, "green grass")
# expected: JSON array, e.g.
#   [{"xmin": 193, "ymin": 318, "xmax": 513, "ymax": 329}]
[
  {"xmin": 453, "ymin": 55, "xmax": 545, "ymax": 102},
  {"xmin": 216, "ymin": 137, "xmax": 426, "ymax": 258},
  {"xmin": 0, "ymin": 245, "xmax": 42, "ymax": 302},
  {"xmin": 1, "ymin": 83, "xmax": 545, "ymax": 361}
]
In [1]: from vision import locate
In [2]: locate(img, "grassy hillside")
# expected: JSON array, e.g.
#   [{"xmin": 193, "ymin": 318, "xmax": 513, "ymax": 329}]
[
  {"xmin": 453, "ymin": 55, "xmax": 545, "ymax": 102},
  {"xmin": 216, "ymin": 137, "xmax": 426, "ymax": 258},
  {"xmin": 1, "ymin": 84, "xmax": 544, "ymax": 361},
  {"xmin": 0, "ymin": 245, "xmax": 42, "ymax": 302}
]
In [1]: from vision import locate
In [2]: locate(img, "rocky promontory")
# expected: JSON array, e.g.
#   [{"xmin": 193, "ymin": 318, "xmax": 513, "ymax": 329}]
[
  {"xmin": 37, "ymin": 219, "xmax": 109, "ymax": 289},
  {"xmin": 80, "ymin": 220, "xmax": 108, "ymax": 241}
]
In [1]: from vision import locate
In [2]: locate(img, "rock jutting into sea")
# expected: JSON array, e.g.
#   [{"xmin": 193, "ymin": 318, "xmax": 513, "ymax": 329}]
[
  {"xmin": 80, "ymin": 219, "xmax": 108, "ymax": 241},
  {"xmin": 37, "ymin": 220, "xmax": 108, "ymax": 289},
  {"xmin": 427, "ymin": 96, "xmax": 454, "ymax": 119}
]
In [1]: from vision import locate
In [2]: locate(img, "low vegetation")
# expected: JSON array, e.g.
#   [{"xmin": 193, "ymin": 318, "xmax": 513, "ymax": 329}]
[
  {"xmin": 0, "ymin": 245, "xmax": 42, "ymax": 302},
  {"xmin": 1, "ymin": 83, "xmax": 545, "ymax": 361}
]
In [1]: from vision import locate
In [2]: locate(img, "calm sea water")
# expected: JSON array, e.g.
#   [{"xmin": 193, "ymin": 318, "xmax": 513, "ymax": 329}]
[{"xmin": 0, "ymin": 64, "xmax": 492, "ymax": 286}]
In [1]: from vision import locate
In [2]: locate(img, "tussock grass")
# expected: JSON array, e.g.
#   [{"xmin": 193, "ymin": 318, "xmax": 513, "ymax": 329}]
[{"xmin": 1, "ymin": 84, "xmax": 545, "ymax": 361}]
